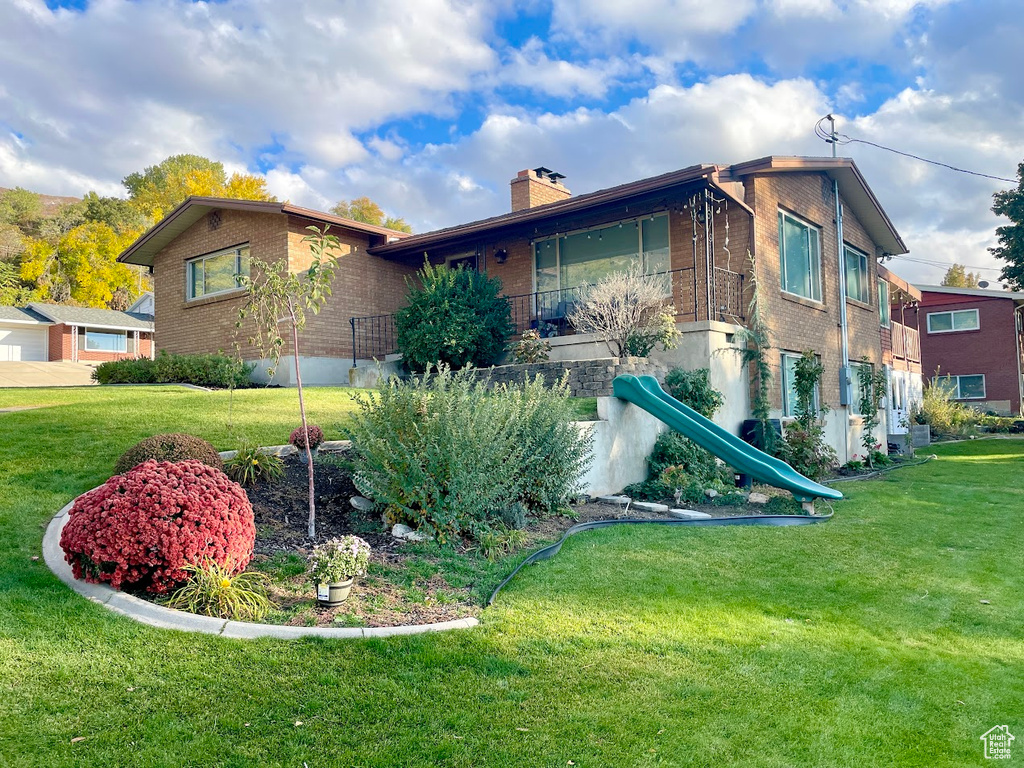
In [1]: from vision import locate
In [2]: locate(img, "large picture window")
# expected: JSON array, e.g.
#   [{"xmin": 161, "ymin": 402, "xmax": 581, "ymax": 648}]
[
  {"xmin": 933, "ymin": 373, "xmax": 986, "ymax": 400},
  {"xmin": 845, "ymin": 245, "xmax": 871, "ymax": 303},
  {"xmin": 81, "ymin": 328, "xmax": 132, "ymax": 353},
  {"xmin": 926, "ymin": 308, "xmax": 979, "ymax": 334},
  {"xmin": 186, "ymin": 245, "xmax": 250, "ymax": 300},
  {"xmin": 533, "ymin": 214, "xmax": 670, "ymax": 295},
  {"xmin": 779, "ymin": 211, "xmax": 822, "ymax": 302}
]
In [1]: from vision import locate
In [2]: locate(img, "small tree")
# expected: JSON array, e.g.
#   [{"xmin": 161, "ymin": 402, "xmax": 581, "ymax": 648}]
[
  {"xmin": 237, "ymin": 225, "xmax": 340, "ymax": 539},
  {"xmin": 567, "ymin": 265, "xmax": 679, "ymax": 357},
  {"xmin": 856, "ymin": 357, "xmax": 888, "ymax": 468}
]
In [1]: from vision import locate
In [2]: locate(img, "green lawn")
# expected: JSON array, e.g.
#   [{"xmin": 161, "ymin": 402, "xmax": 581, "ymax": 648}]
[{"xmin": 1, "ymin": 386, "xmax": 1021, "ymax": 766}]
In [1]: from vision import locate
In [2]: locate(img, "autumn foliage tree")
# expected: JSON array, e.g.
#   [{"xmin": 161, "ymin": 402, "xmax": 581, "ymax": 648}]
[
  {"xmin": 941, "ymin": 263, "xmax": 981, "ymax": 288},
  {"xmin": 331, "ymin": 196, "xmax": 412, "ymax": 233}
]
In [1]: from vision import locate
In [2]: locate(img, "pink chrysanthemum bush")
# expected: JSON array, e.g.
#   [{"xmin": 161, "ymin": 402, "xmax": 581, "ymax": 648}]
[
  {"xmin": 289, "ymin": 424, "xmax": 324, "ymax": 451},
  {"xmin": 59, "ymin": 459, "xmax": 256, "ymax": 595}
]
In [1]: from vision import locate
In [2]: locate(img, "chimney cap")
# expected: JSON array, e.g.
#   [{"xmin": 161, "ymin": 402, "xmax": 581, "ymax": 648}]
[{"xmin": 532, "ymin": 166, "xmax": 566, "ymax": 184}]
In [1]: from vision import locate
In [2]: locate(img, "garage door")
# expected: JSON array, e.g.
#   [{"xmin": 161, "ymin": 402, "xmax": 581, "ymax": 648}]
[{"xmin": 0, "ymin": 325, "xmax": 48, "ymax": 362}]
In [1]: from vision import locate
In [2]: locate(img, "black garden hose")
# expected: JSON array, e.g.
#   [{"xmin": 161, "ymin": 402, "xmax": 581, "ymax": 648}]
[{"xmin": 487, "ymin": 513, "xmax": 832, "ymax": 606}]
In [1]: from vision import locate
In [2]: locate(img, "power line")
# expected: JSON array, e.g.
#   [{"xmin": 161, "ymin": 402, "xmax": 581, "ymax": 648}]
[
  {"xmin": 888, "ymin": 254, "xmax": 1003, "ymax": 273},
  {"xmin": 814, "ymin": 115, "xmax": 1018, "ymax": 184}
]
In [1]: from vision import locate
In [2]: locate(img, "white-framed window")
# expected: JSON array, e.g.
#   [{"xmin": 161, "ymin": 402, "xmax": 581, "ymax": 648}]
[
  {"xmin": 186, "ymin": 244, "xmax": 250, "ymax": 300},
  {"xmin": 926, "ymin": 308, "xmax": 979, "ymax": 334},
  {"xmin": 933, "ymin": 373, "xmax": 986, "ymax": 400},
  {"xmin": 878, "ymin": 280, "xmax": 891, "ymax": 328},
  {"xmin": 778, "ymin": 210, "xmax": 822, "ymax": 302},
  {"xmin": 780, "ymin": 351, "xmax": 821, "ymax": 418},
  {"xmin": 533, "ymin": 213, "xmax": 670, "ymax": 296},
  {"xmin": 81, "ymin": 328, "xmax": 130, "ymax": 353},
  {"xmin": 845, "ymin": 245, "xmax": 871, "ymax": 304}
]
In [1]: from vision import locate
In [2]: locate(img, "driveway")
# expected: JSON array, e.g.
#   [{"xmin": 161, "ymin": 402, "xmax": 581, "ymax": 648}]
[{"xmin": 0, "ymin": 362, "xmax": 97, "ymax": 387}]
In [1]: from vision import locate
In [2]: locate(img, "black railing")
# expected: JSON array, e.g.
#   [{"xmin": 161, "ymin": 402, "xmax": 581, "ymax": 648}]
[
  {"xmin": 349, "ymin": 266, "xmax": 745, "ymax": 365},
  {"xmin": 350, "ymin": 313, "xmax": 397, "ymax": 367}
]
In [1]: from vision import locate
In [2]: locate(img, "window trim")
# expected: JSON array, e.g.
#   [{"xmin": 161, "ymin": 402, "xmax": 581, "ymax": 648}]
[
  {"xmin": 82, "ymin": 327, "xmax": 128, "ymax": 353},
  {"xmin": 778, "ymin": 209, "xmax": 823, "ymax": 304},
  {"xmin": 926, "ymin": 308, "xmax": 980, "ymax": 334},
  {"xmin": 185, "ymin": 244, "xmax": 250, "ymax": 301},
  {"xmin": 844, "ymin": 244, "xmax": 871, "ymax": 304},
  {"xmin": 934, "ymin": 373, "xmax": 987, "ymax": 400},
  {"xmin": 878, "ymin": 280, "xmax": 891, "ymax": 328},
  {"xmin": 531, "ymin": 212, "xmax": 671, "ymax": 295}
]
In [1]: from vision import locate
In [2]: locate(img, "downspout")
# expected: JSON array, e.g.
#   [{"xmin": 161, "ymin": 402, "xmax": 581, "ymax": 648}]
[{"xmin": 833, "ymin": 177, "xmax": 852, "ymax": 463}]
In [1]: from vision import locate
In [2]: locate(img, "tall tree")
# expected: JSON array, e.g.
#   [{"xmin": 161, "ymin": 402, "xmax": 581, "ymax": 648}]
[
  {"xmin": 990, "ymin": 160, "xmax": 1024, "ymax": 290},
  {"xmin": 331, "ymin": 196, "xmax": 412, "ymax": 233},
  {"xmin": 20, "ymin": 222, "xmax": 140, "ymax": 307},
  {"xmin": 82, "ymin": 192, "xmax": 147, "ymax": 235},
  {"xmin": 940, "ymin": 263, "xmax": 981, "ymax": 288},
  {"xmin": 0, "ymin": 187, "xmax": 43, "ymax": 233},
  {"xmin": 123, "ymin": 154, "xmax": 276, "ymax": 222}
]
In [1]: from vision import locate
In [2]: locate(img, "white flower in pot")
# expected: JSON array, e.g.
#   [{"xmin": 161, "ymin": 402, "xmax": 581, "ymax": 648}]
[{"xmin": 307, "ymin": 536, "xmax": 371, "ymax": 607}]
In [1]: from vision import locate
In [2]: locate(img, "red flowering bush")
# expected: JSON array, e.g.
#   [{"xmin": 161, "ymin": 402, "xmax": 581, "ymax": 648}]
[
  {"xmin": 289, "ymin": 424, "xmax": 324, "ymax": 451},
  {"xmin": 59, "ymin": 460, "xmax": 256, "ymax": 595}
]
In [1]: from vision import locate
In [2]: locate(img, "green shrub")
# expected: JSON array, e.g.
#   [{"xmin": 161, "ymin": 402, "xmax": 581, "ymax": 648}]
[
  {"xmin": 346, "ymin": 366, "xmax": 592, "ymax": 542},
  {"xmin": 912, "ymin": 376, "xmax": 980, "ymax": 437},
  {"xmin": 509, "ymin": 329, "xmax": 551, "ymax": 364},
  {"xmin": 622, "ymin": 477, "xmax": 674, "ymax": 503},
  {"xmin": 395, "ymin": 262, "xmax": 515, "ymax": 371},
  {"xmin": 224, "ymin": 443, "xmax": 285, "ymax": 486},
  {"xmin": 166, "ymin": 560, "xmax": 273, "ymax": 621},
  {"xmin": 763, "ymin": 496, "xmax": 804, "ymax": 516},
  {"xmin": 115, "ymin": 433, "xmax": 223, "ymax": 475},
  {"xmin": 648, "ymin": 431, "xmax": 719, "ymax": 486},
  {"xmin": 782, "ymin": 424, "xmax": 837, "ymax": 481},
  {"xmin": 664, "ymin": 368, "xmax": 723, "ymax": 419},
  {"xmin": 93, "ymin": 352, "xmax": 254, "ymax": 388}
]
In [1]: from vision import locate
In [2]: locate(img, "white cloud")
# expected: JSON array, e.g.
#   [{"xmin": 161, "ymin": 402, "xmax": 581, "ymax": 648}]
[{"xmin": 499, "ymin": 38, "xmax": 634, "ymax": 99}]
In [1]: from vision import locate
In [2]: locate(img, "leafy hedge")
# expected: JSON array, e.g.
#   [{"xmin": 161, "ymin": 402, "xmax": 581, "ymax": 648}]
[
  {"xmin": 92, "ymin": 351, "xmax": 255, "ymax": 389},
  {"xmin": 60, "ymin": 460, "xmax": 255, "ymax": 594},
  {"xmin": 346, "ymin": 366, "xmax": 592, "ymax": 542}
]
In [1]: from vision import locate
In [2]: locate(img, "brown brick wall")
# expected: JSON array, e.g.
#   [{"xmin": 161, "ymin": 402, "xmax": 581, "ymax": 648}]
[
  {"xmin": 150, "ymin": 208, "xmax": 418, "ymax": 361},
  {"xmin": 747, "ymin": 172, "xmax": 883, "ymax": 410}
]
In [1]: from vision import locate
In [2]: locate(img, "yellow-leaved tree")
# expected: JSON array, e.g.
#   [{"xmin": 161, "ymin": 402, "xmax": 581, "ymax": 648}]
[{"xmin": 20, "ymin": 222, "xmax": 140, "ymax": 307}]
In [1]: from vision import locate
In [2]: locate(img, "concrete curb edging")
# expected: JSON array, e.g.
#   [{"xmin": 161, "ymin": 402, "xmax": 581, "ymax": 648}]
[{"xmin": 43, "ymin": 491, "xmax": 478, "ymax": 640}]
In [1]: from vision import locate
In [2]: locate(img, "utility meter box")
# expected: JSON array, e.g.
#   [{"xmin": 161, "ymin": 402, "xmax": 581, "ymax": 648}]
[{"xmin": 838, "ymin": 365, "xmax": 852, "ymax": 405}]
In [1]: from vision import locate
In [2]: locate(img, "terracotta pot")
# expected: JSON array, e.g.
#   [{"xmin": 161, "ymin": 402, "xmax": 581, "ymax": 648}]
[{"xmin": 315, "ymin": 577, "xmax": 354, "ymax": 607}]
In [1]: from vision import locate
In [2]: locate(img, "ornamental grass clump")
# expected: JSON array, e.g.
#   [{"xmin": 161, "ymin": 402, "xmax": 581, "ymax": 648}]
[
  {"xmin": 346, "ymin": 365, "xmax": 592, "ymax": 543},
  {"xmin": 59, "ymin": 460, "xmax": 255, "ymax": 594},
  {"xmin": 289, "ymin": 424, "xmax": 324, "ymax": 451},
  {"xmin": 224, "ymin": 443, "xmax": 285, "ymax": 486},
  {"xmin": 307, "ymin": 536, "xmax": 371, "ymax": 584},
  {"xmin": 166, "ymin": 560, "xmax": 273, "ymax": 621},
  {"xmin": 114, "ymin": 432, "xmax": 223, "ymax": 475}
]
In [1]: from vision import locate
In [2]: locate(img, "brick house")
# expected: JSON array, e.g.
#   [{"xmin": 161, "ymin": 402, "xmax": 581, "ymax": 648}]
[
  {"xmin": 118, "ymin": 156, "xmax": 906, "ymax": 461},
  {"xmin": 916, "ymin": 285, "xmax": 1024, "ymax": 415},
  {"xmin": 0, "ymin": 302, "xmax": 153, "ymax": 363}
]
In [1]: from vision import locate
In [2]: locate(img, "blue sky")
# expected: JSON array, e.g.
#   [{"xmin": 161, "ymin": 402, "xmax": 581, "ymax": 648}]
[{"xmin": 3, "ymin": 0, "xmax": 1023, "ymax": 284}]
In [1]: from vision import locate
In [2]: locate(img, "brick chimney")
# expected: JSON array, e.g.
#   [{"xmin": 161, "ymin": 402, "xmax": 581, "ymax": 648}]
[{"xmin": 510, "ymin": 167, "xmax": 571, "ymax": 212}]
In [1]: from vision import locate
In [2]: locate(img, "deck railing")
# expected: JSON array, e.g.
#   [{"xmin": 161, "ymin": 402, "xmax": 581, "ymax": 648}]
[
  {"xmin": 349, "ymin": 266, "xmax": 746, "ymax": 365},
  {"xmin": 890, "ymin": 321, "xmax": 921, "ymax": 363}
]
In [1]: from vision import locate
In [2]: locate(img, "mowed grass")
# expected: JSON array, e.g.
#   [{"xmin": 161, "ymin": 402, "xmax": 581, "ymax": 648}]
[{"xmin": 0, "ymin": 386, "xmax": 1022, "ymax": 766}]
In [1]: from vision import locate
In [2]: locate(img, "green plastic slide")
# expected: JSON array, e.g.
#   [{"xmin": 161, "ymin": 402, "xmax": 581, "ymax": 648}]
[{"xmin": 612, "ymin": 374, "xmax": 843, "ymax": 503}]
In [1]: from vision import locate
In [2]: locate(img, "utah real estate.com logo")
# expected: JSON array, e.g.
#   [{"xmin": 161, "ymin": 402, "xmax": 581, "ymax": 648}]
[{"xmin": 980, "ymin": 725, "xmax": 1014, "ymax": 760}]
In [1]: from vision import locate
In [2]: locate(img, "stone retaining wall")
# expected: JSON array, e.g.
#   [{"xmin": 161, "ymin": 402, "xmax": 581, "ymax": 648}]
[{"xmin": 472, "ymin": 357, "xmax": 667, "ymax": 397}]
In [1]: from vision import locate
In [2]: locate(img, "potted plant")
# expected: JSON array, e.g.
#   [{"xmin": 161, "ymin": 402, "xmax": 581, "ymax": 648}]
[{"xmin": 307, "ymin": 536, "xmax": 371, "ymax": 607}]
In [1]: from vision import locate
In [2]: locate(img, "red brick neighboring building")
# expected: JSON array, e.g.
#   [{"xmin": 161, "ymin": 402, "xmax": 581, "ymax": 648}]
[
  {"xmin": 917, "ymin": 285, "xmax": 1024, "ymax": 415},
  {"xmin": 0, "ymin": 303, "xmax": 153, "ymax": 363}
]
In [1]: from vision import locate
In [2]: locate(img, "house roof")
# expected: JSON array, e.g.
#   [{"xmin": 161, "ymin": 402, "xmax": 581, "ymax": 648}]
[
  {"xmin": 117, "ymin": 197, "xmax": 413, "ymax": 268},
  {"xmin": 370, "ymin": 155, "xmax": 907, "ymax": 260},
  {"xmin": 723, "ymin": 156, "xmax": 908, "ymax": 255},
  {"xmin": 27, "ymin": 303, "xmax": 154, "ymax": 332},
  {"xmin": 368, "ymin": 163, "xmax": 745, "ymax": 258},
  {"xmin": 917, "ymin": 284, "xmax": 1024, "ymax": 303},
  {"xmin": 0, "ymin": 306, "xmax": 51, "ymax": 325}
]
